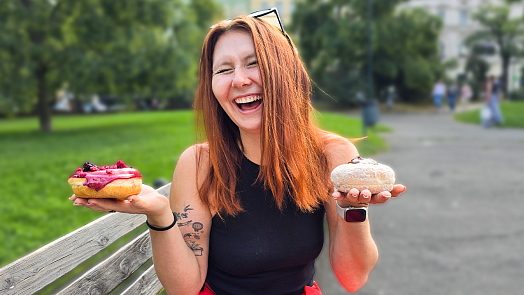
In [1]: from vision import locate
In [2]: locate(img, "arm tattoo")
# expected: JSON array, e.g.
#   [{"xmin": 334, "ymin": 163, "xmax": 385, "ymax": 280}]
[{"xmin": 176, "ymin": 204, "xmax": 205, "ymax": 256}]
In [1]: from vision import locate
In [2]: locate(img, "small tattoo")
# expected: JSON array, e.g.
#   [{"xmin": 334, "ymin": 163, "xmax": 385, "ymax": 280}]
[
  {"xmin": 186, "ymin": 241, "xmax": 203, "ymax": 256},
  {"xmin": 183, "ymin": 233, "xmax": 201, "ymax": 239},
  {"xmin": 178, "ymin": 220, "xmax": 193, "ymax": 227},
  {"xmin": 192, "ymin": 222, "xmax": 203, "ymax": 232},
  {"xmin": 174, "ymin": 212, "xmax": 188, "ymax": 220},
  {"xmin": 184, "ymin": 205, "xmax": 194, "ymax": 212}
]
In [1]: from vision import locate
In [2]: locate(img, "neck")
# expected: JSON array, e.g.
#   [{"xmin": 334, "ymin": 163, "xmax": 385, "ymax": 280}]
[{"xmin": 239, "ymin": 130, "xmax": 261, "ymax": 165}]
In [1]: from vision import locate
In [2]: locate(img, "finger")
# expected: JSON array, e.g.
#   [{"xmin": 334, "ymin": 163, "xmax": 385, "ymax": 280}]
[
  {"xmin": 390, "ymin": 184, "xmax": 406, "ymax": 197},
  {"xmin": 69, "ymin": 195, "xmax": 78, "ymax": 201},
  {"xmin": 85, "ymin": 198, "xmax": 129, "ymax": 212},
  {"xmin": 126, "ymin": 195, "xmax": 148, "ymax": 210},
  {"xmin": 358, "ymin": 189, "xmax": 372, "ymax": 204},
  {"xmin": 372, "ymin": 191, "xmax": 391, "ymax": 204},
  {"xmin": 347, "ymin": 188, "xmax": 360, "ymax": 203},
  {"xmin": 73, "ymin": 197, "xmax": 88, "ymax": 206},
  {"xmin": 85, "ymin": 202, "xmax": 113, "ymax": 212},
  {"xmin": 332, "ymin": 190, "xmax": 345, "ymax": 201}
]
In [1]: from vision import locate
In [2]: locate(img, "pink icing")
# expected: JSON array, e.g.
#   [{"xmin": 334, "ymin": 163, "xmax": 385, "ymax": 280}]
[{"xmin": 70, "ymin": 161, "xmax": 142, "ymax": 191}]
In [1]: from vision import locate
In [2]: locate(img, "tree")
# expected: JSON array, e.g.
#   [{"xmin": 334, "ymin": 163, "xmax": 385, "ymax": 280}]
[
  {"xmin": 0, "ymin": 0, "xmax": 222, "ymax": 131},
  {"xmin": 290, "ymin": 0, "xmax": 444, "ymax": 107},
  {"xmin": 464, "ymin": 44, "xmax": 491, "ymax": 100},
  {"xmin": 466, "ymin": 0, "xmax": 524, "ymax": 95}
]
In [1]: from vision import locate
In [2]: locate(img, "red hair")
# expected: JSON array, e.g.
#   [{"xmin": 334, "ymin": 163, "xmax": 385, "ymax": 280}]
[{"xmin": 194, "ymin": 16, "xmax": 332, "ymax": 216}]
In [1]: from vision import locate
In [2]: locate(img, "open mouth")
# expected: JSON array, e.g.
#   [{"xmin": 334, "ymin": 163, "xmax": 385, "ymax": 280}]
[{"xmin": 235, "ymin": 95, "xmax": 262, "ymax": 111}]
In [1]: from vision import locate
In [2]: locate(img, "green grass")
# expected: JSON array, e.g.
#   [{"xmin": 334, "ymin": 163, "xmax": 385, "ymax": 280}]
[
  {"xmin": 454, "ymin": 101, "xmax": 524, "ymax": 128},
  {"xmin": 0, "ymin": 110, "xmax": 389, "ymax": 267}
]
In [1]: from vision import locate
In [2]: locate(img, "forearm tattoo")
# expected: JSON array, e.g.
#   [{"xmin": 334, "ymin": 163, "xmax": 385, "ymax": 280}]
[{"xmin": 175, "ymin": 204, "xmax": 204, "ymax": 256}]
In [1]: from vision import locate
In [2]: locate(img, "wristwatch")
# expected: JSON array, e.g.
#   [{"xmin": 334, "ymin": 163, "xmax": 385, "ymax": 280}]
[{"xmin": 336, "ymin": 202, "xmax": 368, "ymax": 222}]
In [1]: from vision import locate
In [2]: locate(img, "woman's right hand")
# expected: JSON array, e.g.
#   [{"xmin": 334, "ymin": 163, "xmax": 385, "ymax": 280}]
[{"xmin": 70, "ymin": 184, "xmax": 171, "ymax": 219}]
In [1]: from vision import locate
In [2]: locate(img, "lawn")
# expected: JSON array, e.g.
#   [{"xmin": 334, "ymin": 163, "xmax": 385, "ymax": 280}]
[
  {"xmin": 0, "ymin": 110, "xmax": 389, "ymax": 267},
  {"xmin": 454, "ymin": 101, "xmax": 524, "ymax": 128}
]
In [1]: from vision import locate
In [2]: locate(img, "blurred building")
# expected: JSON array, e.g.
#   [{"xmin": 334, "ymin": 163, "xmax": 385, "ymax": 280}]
[{"xmin": 400, "ymin": 0, "xmax": 524, "ymax": 90}]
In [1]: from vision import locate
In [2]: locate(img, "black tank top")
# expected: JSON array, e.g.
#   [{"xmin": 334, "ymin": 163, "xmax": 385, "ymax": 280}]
[{"xmin": 206, "ymin": 156, "xmax": 326, "ymax": 295}]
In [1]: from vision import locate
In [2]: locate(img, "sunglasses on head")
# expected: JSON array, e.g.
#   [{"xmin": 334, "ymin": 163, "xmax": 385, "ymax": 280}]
[
  {"xmin": 247, "ymin": 7, "xmax": 286, "ymax": 37},
  {"xmin": 211, "ymin": 7, "xmax": 290, "ymax": 44}
]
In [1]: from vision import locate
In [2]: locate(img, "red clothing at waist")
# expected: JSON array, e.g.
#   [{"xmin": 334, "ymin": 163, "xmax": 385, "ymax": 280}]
[{"xmin": 198, "ymin": 281, "xmax": 322, "ymax": 295}]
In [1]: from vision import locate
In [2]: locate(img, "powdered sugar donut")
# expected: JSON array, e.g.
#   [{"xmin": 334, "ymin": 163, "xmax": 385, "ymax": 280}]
[
  {"xmin": 331, "ymin": 156, "xmax": 395, "ymax": 194},
  {"xmin": 68, "ymin": 160, "xmax": 142, "ymax": 200}
]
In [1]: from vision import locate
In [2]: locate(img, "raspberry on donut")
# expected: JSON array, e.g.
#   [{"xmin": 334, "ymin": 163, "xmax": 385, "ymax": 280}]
[
  {"xmin": 68, "ymin": 160, "xmax": 142, "ymax": 199},
  {"xmin": 331, "ymin": 156, "xmax": 395, "ymax": 194}
]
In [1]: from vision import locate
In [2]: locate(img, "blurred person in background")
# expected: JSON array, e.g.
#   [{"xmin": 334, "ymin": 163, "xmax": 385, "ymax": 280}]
[
  {"xmin": 386, "ymin": 86, "xmax": 396, "ymax": 111},
  {"xmin": 459, "ymin": 82, "xmax": 472, "ymax": 109},
  {"xmin": 432, "ymin": 79, "xmax": 446, "ymax": 112},
  {"xmin": 447, "ymin": 81, "xmax": 458, "ymax": 112},
  {"xmin": 70, "ymin": 9, "xmax": 406, "ymax": 295},
  {"xmin": 484, "ymin": 75, "xmax": 504, "ymax": 127}
]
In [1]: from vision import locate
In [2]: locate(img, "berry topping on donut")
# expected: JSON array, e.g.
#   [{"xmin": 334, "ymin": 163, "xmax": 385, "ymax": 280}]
[
  {"xmin": 82, "ymin": 161, "xmax": 99, "ymax": 172},
  {"xmin": 349, "ymin": 156, "xmax": 378, "ymax": 165},
  {"xmin": 70, "ymin": 160, "xmax": 141, "ymax": 191}
]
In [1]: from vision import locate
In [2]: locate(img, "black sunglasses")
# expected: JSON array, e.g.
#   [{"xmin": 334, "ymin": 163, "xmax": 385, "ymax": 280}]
[
  {"xmin": 211, "ymin": 7, "xmax": 290, "ymax": 43},
  {"xmin": 248, "ymin": 7, "xmax": 287, "ymax": 37}
]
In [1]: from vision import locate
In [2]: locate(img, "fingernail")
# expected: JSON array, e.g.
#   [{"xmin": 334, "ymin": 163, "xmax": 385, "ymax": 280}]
[{"xmin": 402, "ymin": 186, "xmax": 407, "ymax": 193}]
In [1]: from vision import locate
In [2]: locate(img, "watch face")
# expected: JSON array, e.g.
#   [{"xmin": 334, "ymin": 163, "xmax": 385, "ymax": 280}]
[{"xmin": 346, "ymin": 209, "xmax": 367, "ymax": 222}]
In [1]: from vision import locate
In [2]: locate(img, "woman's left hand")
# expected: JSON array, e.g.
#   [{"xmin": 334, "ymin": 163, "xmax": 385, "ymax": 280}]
[
  {"xmin": 69, "ymin": 184, "xmax": 169, "ymax": 217},
  {"xmin": 332, "ymin": 184, "xmax": 406, "ymax": 207}
]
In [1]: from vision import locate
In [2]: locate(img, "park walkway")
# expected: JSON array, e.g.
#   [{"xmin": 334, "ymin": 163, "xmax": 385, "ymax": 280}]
[{"xmin": 314, "ymin": 109, "xmax": 524, "ymax": 295}]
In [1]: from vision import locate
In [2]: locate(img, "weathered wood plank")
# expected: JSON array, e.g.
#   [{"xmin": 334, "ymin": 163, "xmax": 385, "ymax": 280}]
[
  {"xmin": 121, "ymin": 265, "xmax": 164, "ymax": 295},
  {"xmin": 0, "ymin": 183, "xmax": 171, "ymax": 295},
  {"xmin": 57, "ymin": 231, "xmax": 153, "ymax": 294}
]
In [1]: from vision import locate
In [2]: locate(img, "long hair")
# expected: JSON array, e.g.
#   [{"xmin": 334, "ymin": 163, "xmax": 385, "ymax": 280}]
[{"xmin": 194, "ymin": 16, "xmax": 332, "ymax": 216}]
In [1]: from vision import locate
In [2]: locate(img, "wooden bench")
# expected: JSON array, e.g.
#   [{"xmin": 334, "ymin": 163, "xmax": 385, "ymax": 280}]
[{"xmin": 0, "ymin": 183, "xmax": 171, "ymax": 295}]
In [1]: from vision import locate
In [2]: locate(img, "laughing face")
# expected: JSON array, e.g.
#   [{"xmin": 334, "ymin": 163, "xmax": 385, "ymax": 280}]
[{"xmin": 212, "ymin": 30, "xmax": 263, "ymax": 136}]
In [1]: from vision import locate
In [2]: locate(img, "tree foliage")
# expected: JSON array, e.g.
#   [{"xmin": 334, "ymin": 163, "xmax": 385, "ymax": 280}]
[
  {"xmin": 290, "ymin": 0, "xmax": 444, "ymax": 107},
  {"xmin": 465, "ymin": 1, "xmax": 524, "ymax": 95},
  {"xmin": 0, "ymin": 0, "xmax": 222, "ymax": 131}
]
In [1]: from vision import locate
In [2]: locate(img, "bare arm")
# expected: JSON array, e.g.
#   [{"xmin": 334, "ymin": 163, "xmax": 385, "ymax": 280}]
[
  {"xmin": 148, "ymin": 145, "xmax": 211, "ymax": 295},
  {"xmin": 322, "ymin": 135, "xmax": 406, "ymax": 291},
  {"xmin": 324, "ymin": 139, "xmax": 378, "ymax": 292}
]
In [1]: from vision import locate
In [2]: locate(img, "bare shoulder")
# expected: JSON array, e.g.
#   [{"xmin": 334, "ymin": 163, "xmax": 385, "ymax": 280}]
[
  {"xmin": 322, "ymin": 132, "xmax": 359, "ymax": 170},
  {"xmin": 170, "ymin": 143, "xmax": 211, "ymax": 211},
  {"xmin": 175, "ymin": 143, "xmax": 210, "ymax": 172}
]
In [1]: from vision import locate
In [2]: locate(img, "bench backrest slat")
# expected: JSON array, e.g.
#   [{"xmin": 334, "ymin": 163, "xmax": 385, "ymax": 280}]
[
  {"xmin": 0, "ymin": 184, "xmax": 171, "ymax": 295},
  {"xmin": 121, "ymin": 265, "xmax": 163, "ymax": 295},
  {"xmin": 57, "ymin": 230, "xmax": 152, "ymax": 294}
]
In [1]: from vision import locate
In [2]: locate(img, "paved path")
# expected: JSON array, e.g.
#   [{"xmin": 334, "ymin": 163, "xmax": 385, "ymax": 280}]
[{"xmin": 314, "ymin": 110, "xmax": 524, "ymax": 295}]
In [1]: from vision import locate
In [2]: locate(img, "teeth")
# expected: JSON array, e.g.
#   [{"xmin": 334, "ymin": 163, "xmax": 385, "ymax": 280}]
[{"xmin": 235, "ymin": 96, "xmax": 262, "ymax": 104}]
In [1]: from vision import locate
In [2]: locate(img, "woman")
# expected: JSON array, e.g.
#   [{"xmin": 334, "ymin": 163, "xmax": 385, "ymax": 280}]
[
  {"xmin": 71, "ymin": 14, "xmax": 405, "ymax": 295},
  {"xmin": 459, "ymin": 82, "xmax": 472, "ymax": 107},
  {"xmin": 432, "ymin": 79, "xmax": 446, "ymax": 112},
  {"xmin": 484, "ymin": 76, "xmax": 504, "ymax": 127}
]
